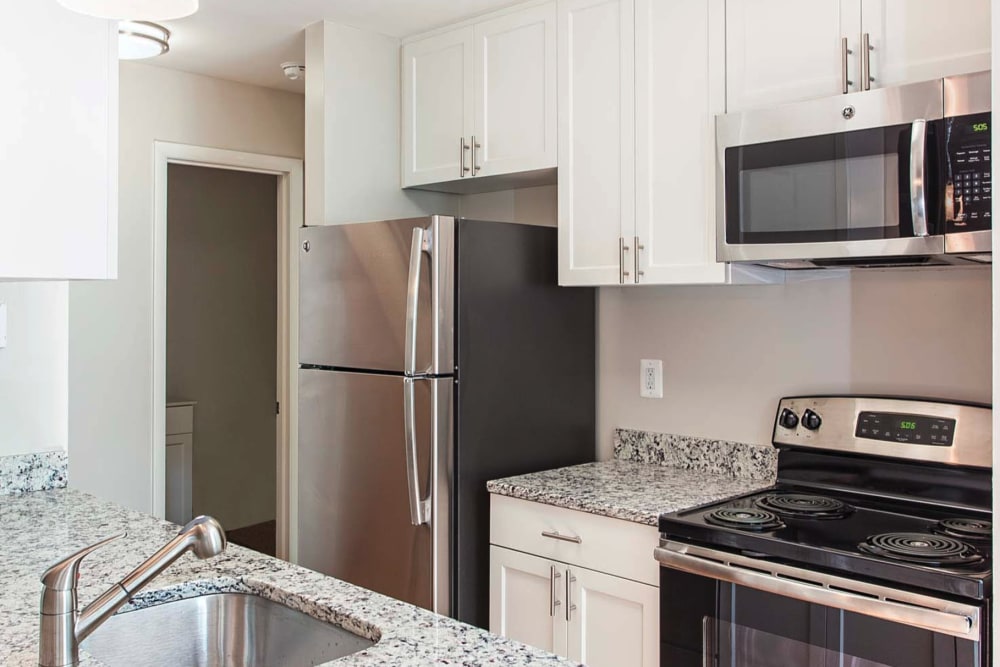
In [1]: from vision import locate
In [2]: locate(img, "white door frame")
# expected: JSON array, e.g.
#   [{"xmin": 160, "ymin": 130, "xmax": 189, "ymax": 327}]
[{"xmin": 153, "ymin": 141, "xmax": 303, "ymax": 561}]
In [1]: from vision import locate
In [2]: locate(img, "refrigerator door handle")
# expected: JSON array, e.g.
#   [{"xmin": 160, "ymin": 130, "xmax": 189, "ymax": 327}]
[
  {"xmin": 404, "ymin": 227, "xmax": 425, "ymax": 376},
  {"xmin": 403, "ymin": 377, "xmax": 431, "ymax": 526}
]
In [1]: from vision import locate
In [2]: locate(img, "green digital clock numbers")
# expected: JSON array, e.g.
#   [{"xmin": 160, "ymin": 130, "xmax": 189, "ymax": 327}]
[
  {"xmin": 898, "ymin": 420, "xmax": 917, "ymax": 430},
  {"xmin": 972, "ymin": 122, "xmax": 989, "ymax": 133}
]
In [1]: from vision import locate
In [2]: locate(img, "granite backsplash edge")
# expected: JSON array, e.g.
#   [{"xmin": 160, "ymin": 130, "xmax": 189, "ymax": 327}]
[
  {"xmin": 614, "ymin": 428, "xmax": 777, "ymax": 482},
  {"xmin": 0, "ymin": 451, "xmax": 68, "ymax": 495}
]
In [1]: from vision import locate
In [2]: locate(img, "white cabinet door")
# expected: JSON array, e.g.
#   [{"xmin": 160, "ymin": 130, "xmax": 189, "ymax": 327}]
[
  {"xmin": 566, "ymin": 566, "xmax": 659, "ymax": 667},
  {"xmin": 0, "ymin": 1, "xmax": 117, "ymax": 280},
  {"xmin": 165, "ymin": 433, "xmax": 193, "ymax": 525},
  {"xmin": 401, "ymin": 27, "xmax": 474, "ymax": 187},
  {"xmin": 725, "ymin": 0, "xmax": 862, "ymax": 111},
  {"xmin": 861, "ymin": 0, "xmax": 991, "ymax": 90},
  {"xmin": 490, "ymin": 546, "xmax": 565, "ymax": 655},
  {"xmin": 473, "ymin": 3, "xmax": 557, "ymax": 178},
  {"xmin": 557, "ymin": 0, "xmax": 635, "ymax": 286},
  {"xmin": 634, "ymin": 0, "xmax": 728, "ymax": 284}
]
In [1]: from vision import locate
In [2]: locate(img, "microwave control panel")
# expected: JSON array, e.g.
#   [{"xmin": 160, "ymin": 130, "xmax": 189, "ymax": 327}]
[{"xmin": 946, "ymin": 112, "xmax": 992, "ymax": 227}]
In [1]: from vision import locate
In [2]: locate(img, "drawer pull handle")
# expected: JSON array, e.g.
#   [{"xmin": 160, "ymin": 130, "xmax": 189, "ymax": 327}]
[{"xmin": 541, "ymin": 530, "xmax": 582, "ymax": 544}]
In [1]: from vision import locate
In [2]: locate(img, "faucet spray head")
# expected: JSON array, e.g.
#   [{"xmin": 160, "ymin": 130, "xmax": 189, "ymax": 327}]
[{"xmin": 181, "ymin": 516, "xmax": 227, "ymax": 559}]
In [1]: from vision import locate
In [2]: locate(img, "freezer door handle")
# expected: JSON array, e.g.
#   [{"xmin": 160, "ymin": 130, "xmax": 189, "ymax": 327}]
[
  {"xmin": 403, "ymin": 377, "xmax": 430, "ymax": 526},
  {"xmin": 404, "ymin": 227, "xmax": 424, "ymax": 376}
]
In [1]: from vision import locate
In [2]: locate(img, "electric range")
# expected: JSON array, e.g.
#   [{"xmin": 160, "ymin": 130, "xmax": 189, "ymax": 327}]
[{"xmin": 655, "ymin": 395, "xmax": 992, "ymax": 667}]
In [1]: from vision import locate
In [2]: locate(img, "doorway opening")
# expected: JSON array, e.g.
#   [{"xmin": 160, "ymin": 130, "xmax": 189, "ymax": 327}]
[
  {"xmin": 152, "ymin": 142, "xmax": 303, "ymax": 562},
  {"xmin": 166, "ymin": 164, "xmax": 279, "ymax": 555}
]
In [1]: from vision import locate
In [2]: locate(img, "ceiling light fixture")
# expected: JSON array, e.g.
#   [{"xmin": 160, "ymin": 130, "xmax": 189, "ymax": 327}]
[
  {"xmin": 118, "ymin": 21, "xmax": 171, "ymax": 60},
  {"xmin": 57, "ymin": 0, "xmax": 197, "ymax": 21}
]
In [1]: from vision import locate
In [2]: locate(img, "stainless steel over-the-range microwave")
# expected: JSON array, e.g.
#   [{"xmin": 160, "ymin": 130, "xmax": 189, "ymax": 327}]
[{"xmin": 717, "ymin": 71, "xmax": 992, "ymax": 269}]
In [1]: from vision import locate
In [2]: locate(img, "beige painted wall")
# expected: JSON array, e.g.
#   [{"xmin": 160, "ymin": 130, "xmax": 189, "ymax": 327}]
[
  {"xmin": 69, "ymin": 63, "xmax": 304, "ymax": 513},
  {"xmin": 0, "ymin": 283, "xmax": 67, "ymax": 456},
  {"xmin": 597, "ymin": 268, "xmax": 992, "ymax": 458},
  {"xmin": 167, "ymin": 164, "xmax": 278, "ymax": 530}
]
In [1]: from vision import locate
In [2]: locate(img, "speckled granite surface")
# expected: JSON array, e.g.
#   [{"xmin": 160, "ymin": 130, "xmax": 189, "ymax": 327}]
[
  {"xmin": 614, "ymin": 429, "xmax": 777, "ymax": 481},
  {"xmin": 0, "ymin": 489, "xmax": 578, "ymax": 667},
  {"xmin": 0, "ymin": 451, "xmax": 68, "ymax": 494},
  {"xmin": 487, "ymin": 460, "xmax": 772, "ymax": 526}
]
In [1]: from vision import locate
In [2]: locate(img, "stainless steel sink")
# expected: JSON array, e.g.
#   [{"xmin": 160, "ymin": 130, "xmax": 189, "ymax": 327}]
[{"xmin": 80, "ymin": 593, "xmax": 375, "ymax": 666}]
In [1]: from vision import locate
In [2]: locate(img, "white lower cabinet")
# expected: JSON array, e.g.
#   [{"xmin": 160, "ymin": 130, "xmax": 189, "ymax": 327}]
[
  {"xmin": 490, "ymin": 546, "xmax": 658, "ymax": 667},
  {"xmin": 490, "ymin": 495, "xmax": 659, "ymax": 667}
]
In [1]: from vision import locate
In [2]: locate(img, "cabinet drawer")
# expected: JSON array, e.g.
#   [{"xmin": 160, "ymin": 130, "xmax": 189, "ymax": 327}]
[
  {"xmin": 165, "ymin": 405, "xmax": 194, "ymax": 435},
  {"xmin": 490, "ymin": 494, "xmax": 659, "ymax": 586}
]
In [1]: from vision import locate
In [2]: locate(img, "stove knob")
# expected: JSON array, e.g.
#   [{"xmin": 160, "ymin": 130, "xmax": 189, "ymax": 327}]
[
  {"xmin": 778, "ymin": 408, "xmax": 799, "ymax": 430},
  {"xmin": 802, "ymin": 409, "xmax": 822, "ymax": 431}
]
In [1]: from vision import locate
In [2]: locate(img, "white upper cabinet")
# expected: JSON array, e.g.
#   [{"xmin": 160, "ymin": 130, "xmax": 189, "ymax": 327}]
[
  {"xmin": 401, "ymin": 27, "xmax": 474, "ymax": 187},
  {"xmin": 401, "ymin": 2, "xmax": 557, "ymax": 190},
  {"xmin": 557, "ymin": 0, "xmax": 635, "ymax": 286},
  {"xmin": 860, "ymin": 0, "xmax": 991, "ymax": 89},
  {"xmin": 474, "ymin": 4, "xmax": 557, "ymax": 178},
  {"xmin": 726, "ymin": 0, "xmax": 992, "ymax": 112},
  {"xmin": 0, "ymin": 0, "xmax": 118, "ymax": 280},
  {"xmin": 726, "ymin": 0, "xmax": 861, "ymax": 111},
  {"xmin": 634, "ymin": 0, "xmax": 728, "ymax": 284}
]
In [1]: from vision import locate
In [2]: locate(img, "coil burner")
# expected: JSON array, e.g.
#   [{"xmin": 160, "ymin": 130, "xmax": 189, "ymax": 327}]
[
  {"xmin": 859, "ymin": 532, "xmax": 984, "ymax": 567},
  {"xmin": 754, "ymin": 493, "xmax": 853, "ymax": 520},
  {"xmin": 705, "ymin": 507, "xmax": 784, "ymax": 532}
]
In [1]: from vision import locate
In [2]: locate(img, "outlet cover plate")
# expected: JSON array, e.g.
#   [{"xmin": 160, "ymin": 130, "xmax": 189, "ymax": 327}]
[
  {"xmin": 640, "ymin": 359, "xmax": 663, "ymax": 398},
  {"xmin": 0, "ymin": 302, "xmax": 6, "ymax": 348}
]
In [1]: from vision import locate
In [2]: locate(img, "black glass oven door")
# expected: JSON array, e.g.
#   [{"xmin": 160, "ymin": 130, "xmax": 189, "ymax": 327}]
[{"xmin": 660, "ymin": 568, "xmax": 982, "ymax": 667}]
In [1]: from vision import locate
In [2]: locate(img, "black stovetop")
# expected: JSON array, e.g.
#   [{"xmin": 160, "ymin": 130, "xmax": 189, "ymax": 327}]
[{"xmin": 659, "ymin": 482, "xmax": 992, "ymax": 601}]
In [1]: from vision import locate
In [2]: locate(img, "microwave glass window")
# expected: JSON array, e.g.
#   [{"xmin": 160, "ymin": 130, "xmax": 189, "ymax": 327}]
[
  {"xmin": 741, "ymin": 153, "xmax": 899, "ymax": 234},
  {"xmin": 726, "ymin": 123, "xmax": 921, "ymax": 245}
]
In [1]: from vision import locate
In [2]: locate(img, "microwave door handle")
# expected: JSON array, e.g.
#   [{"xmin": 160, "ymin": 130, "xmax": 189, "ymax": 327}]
[{"xmin": 909, "ymin": 119, "xmax": 929, "ymax": 237}]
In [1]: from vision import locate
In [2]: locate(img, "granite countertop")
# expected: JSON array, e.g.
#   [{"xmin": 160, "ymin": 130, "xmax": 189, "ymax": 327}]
[
  {"xmin": 488, "ymin": 459, "xmax": 773, "ymax": 526},
  {"xmin": 0, "ymin": 488, "xmax": 577, "ymax": 667}
]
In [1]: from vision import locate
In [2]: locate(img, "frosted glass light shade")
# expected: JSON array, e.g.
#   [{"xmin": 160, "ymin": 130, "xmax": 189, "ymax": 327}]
[
  {"xmin": 57, "ymin": 0, "xmax": 197, "ymax": 20},
  {"xmin": 119, "ymin": 21, "xmax": 170, "ymax": 59}
]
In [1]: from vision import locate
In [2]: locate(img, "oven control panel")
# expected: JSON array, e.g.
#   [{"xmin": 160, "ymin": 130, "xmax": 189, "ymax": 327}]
[
  {"xmin": 772, "ymin": 396, "xmax": 991, "ymax": 468},
  {"xmin": 854, "ymin": 411, "xmax": 956, "ymax": 446},
  {"xmin": 946, "ymin": 112, "xmax": 992, "ymax": 229}
]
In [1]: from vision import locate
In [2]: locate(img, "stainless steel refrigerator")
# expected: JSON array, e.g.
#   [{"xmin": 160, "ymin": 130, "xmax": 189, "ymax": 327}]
[{"xmin": 297, "ymin": 215, "xmax": 595, "ymax": 628}]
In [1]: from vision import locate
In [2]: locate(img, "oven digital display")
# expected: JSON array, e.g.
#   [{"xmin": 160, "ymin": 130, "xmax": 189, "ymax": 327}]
[{"xmin": 855, "ymin": 412, "xmax": 956, "ymax": 446}]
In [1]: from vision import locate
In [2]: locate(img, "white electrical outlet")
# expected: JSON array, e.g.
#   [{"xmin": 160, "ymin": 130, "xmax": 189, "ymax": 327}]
[
  {"xmin": 0, "ymin": 302, "xmax": 6, "ymax": 349},
  {"xmin": 640, "ymin": 359, "xmax": 663, "ymax": 398}
]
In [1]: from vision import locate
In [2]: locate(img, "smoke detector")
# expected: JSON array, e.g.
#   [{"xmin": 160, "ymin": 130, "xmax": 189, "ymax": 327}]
[{"xmin": 281, "ymin": 62, "xmax": 306, "ymax": 82}]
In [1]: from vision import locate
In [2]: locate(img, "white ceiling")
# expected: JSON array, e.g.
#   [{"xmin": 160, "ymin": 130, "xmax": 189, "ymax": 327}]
[{"xmin": 152, "ymin": 0, "xmax": 523, "ymax": 93}]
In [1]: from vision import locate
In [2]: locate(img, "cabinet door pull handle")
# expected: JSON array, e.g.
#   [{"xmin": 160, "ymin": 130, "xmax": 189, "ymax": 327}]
[
  {"xmin": 841, "ymin": 37, "xmax": 854, "ymax": 94},
  {"xmin": 566, "ymin": 569, "xmax": 577, "ymax": 621},
  {"xmin": 541, "ymin": 530, "xmax": 582, "ymax": 544},
  {"xmin": 634, "ymin": 236, "xmax": 643, "ymax": 283},
  {"xmin": 460, "ymin": 137, "xmax": 470, "ymax": 177},
  {"xmin": 549, "ymin": 566, "xmax": 562, "ymax": 617},
  {"xmin": 862, "ymin": 32, "xmax": 873, "ymax": 90},
  {"xmin": 619, "ymin": 237, "xmax": 630, "ymax": 284},
  {"xmin": 472, "ymin": 136, "xmax": 482, "ymax": 174}
]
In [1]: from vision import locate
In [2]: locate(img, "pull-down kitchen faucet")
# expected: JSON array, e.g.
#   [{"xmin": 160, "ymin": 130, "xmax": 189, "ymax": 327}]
[{"xmin": 38, "ymin": 515, "xmax": 227, "ymax": 667}]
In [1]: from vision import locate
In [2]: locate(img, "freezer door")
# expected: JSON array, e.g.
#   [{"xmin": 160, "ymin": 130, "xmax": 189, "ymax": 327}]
[
  {"xmin": 297, "ymin": 368, "xmax": 452, "ymax": 614},
  {"xmin": 299, "ymin": 217, "xmax": 454, "ymax": 375}
]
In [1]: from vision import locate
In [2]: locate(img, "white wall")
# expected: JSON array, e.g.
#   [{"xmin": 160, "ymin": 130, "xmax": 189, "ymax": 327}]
[
  {"xmin": 459, "ymin": 185, "xmax": 557, "ymax": 226},
  {"xmin": 598, "ymin": 268, "xmax": 993, "ymax": 458},
  {"xmin": 0, "ymin": 282, "xmax": 67, "ymax": 456},
  {"xmin": 69, "ymin": 63, "xmax": 305, "ymax": 513},
  {"xmin": 305, "ymin": 21, "xmax": 457, "ymax": 225}
]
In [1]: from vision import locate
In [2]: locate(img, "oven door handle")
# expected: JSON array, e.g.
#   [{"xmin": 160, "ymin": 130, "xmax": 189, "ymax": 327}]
[
  {"xmin": 654, "ymin": 543, "xmax": 980, "ymax": 640},
  {"xmin": 909, "ymin": 119, "xmax": 929, "ymax": 237}
]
